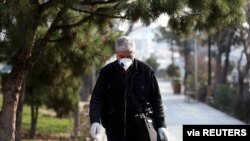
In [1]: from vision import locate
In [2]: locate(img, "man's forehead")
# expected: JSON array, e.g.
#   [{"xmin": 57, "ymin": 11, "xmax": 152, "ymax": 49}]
[{"xmin": 117, "ymin": 51, "xmax": 134, "ymax": 55}]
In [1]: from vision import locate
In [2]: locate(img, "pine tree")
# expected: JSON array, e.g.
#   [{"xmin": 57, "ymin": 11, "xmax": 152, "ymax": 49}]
[{"xmin": 0, "ymin": 1, "xmax": 180, "ymax": 140}]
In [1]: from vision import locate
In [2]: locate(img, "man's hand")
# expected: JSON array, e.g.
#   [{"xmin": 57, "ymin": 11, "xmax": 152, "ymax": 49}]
[
  {"xmin": 158, "ymin": 127, "xmax": 168, "ymax": 141},
  {"xmin": 90, "ymin": 122, "xmax": 101, "ymax": 139}
]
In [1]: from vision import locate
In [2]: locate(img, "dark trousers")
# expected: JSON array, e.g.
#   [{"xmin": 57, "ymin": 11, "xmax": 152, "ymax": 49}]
[
  {"xmin": 106, "ymin": 133, "xmax": 159, "ymax": 141},
  {"xmin": 105, "ymin": 119, "xmax": 151, "ymax": 141},
  {"xmin": 104, "ymin": 113, "xmax": 161, "ymax": 141},
  {"xmin": 106, "ymin": 121, "xmax": 138, "ymax": 141}
]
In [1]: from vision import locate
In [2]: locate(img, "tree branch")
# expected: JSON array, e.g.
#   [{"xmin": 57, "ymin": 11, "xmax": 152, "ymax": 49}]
[
  {"xmin": 79, "ymin": 0, "xmax": 124, "ymax": 6},
  {"xmin": 39, "ymin": 0, "xmax": 58, "ymax": 12},
  {"xmin": 48, "ymin": 36, "xmax": 69, "ymax": 42},
  {"xmin": 29, "ymin": 6, "xmax": 68, "ymax": 65},
  {"xmin": 237, "ymin": 50, "xmax": 244, "ymax": 71},
  {"xmin": 242, "ymin": 37, "xmax": 250, "ymax": 62},
  {"xmin": 42, "ymin": 8, "xmax": 68, "ymax": 42},
  {"xmin": 53, "ymin": 15, "xmax": 93, "ymax": 30},
  {"xmin": 70, "ymin": 7, "xmax": 130, "ymax": 19},
  {"xmin": 124, "ymin": 23, "xmax": 134, "ymax": 35}
]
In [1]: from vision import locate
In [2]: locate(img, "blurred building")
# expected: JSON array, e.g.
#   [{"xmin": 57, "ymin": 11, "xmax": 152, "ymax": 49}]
[{"xmin": 133, "ymin": 38, "xmax": 151, "ymax": 61}]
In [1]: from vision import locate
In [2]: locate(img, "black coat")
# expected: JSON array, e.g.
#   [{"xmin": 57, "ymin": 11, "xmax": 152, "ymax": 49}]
[{"xmin": 89, "ymin": 59, "xmax": 166, "ymax": 139}]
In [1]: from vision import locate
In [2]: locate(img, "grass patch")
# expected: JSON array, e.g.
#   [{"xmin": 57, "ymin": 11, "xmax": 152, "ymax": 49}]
[
  {"xmin": 21, "ymin": 105, "xmax": 73, "ymax": 140},
  {"xmin": 0, "ymin": 94, "xmax": 2, "ymax": 108},
  {"xmin": 22, "ymin": 105, "xmax": 72, "ymax": 133},
  {"xmin": 1, "ymin": 95, "xmax": 73, "ymax": 139}
]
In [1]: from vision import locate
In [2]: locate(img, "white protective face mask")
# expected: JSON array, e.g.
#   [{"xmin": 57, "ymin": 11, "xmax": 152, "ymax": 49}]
[{"xmin": 119, "ymin": 58, "xmax": 133, "ymax": 71}]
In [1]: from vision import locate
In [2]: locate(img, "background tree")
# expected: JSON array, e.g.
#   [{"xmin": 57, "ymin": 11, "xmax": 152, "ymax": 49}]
[
  {"xmin": 165, "ymin": 0, "xmax": 247, "ymax": 101},
  {"xmin": 233, "ymin": 2, "xmax": 250, "ymax": 122},
  {"xmin": 155, "ymin": 26, "xmax": 194, "ymax": 94},
  {"xmin": 236, "ymin": 2, "xmax": 250, "ymax": 97},
  {"xmin": 145, "ymin": 54, "xmax": 159, "ymax": 71},
  {"xmin": 24, "ymin": 21, "xmax": 118, "ymax": 138},
  {"xmin": 212, "ymin": 28, "xmax": 237, "ymax": 85}
]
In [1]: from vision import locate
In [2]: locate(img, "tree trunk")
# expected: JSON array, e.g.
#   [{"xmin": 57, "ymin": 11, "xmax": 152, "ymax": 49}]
[
  {"xmin": 215, "ymin": 52, "xmax": 223, "ymax": 84},
  {"xmin": 15, "ymin": 82, "xmax": 26, "ymax": 141},
  {"xmin": 30, "ymin": 104, "xmax": 38, "ymax": 139},
  {"xmin": 222, "ymin": 46, "xmax": 231, "ymax": 84},
  {"xmin": 238, "ymin": 73, "xmax": 245, "ymax": 96},
  {"xmin": 0, "ymin": 5, "xmax": 65, "ymax": 140},
  {"xmin": 237, "ymin": 63, "xmax": 250, "ymax": 96},
  {"xmin": 0, "ymin": 26, "xmax": 37, "ymax": 141},
  {"xmin": 183, "ymin": 39, "xmax": 189, "ymax": 94},
  {"xmin": 215, "ymin": 28, "xmax": 235, "ymax": 85},
  {"xmin": 73, "ymin": 103, "xmax": 79, "ymax": 137},
  {"xmin": 0, "ymin": 64, "xmax": 28, "ymax": 141},
  {"xmin": 0, "ymin": 27, "xmax": 38, "ymax": 140},
  {"xmin": 207, "ymin": 34, "xmax": 212, "ymax": 85}
]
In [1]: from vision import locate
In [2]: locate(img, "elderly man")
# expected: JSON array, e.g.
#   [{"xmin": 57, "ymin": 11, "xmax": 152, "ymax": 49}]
[{"xmin": 89, "ymin": 36, "xmax": 168, "ymax": 141}]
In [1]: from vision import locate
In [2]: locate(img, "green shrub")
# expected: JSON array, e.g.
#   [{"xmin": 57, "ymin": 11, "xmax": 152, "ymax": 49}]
[
  {"xmin": 234, "ymin": 92, "xmax": 250, "ymax": 123},
  {"xmin": 146, "ymin": 55, "xmax": 159, "ymax": 71},
  {"xmin": 166, "ymin": 64, "xmax": 180, "ymax": 78},
  {"xmin": 212, "ymin": 84, "xmax": 236, "ymax": 113}
]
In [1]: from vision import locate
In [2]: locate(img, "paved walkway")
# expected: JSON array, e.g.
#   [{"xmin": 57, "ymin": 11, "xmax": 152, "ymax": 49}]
[
  {"xmin": 96, "ymin": 79, "xmax": 246, "ymax": 141},
  {"xmin": 159, "ymin": 79, "xmax": 246, "ymax": 141}
]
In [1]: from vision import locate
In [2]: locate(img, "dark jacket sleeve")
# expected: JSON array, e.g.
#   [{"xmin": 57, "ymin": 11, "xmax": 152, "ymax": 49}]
[
  {"xmin": 149, "ymin": 72, "xmax": 166, "ymax": 128},
  {"xmin": 89, "ymin": 70, "xmax": 105, "ymax": 124}
]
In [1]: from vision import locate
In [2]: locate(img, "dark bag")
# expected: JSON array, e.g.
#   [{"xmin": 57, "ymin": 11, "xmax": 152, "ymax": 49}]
[
  {"xmin": 133, "ymin": 112, "xmax": 158, "ymax": 141},
  {"xmin": 130, "ymin": 94, "xmax": 158, "ymax": 141}
]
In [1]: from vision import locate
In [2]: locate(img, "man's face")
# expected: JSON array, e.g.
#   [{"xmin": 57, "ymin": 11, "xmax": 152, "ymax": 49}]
[{"xmin": 116, "ymin": 51, "xmax": 134, "ymax": 60}]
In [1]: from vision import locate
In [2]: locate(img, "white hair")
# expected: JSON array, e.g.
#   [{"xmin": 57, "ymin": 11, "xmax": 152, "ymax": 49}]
[{"xmin": 115, "ymin": 36, "xmax": 135, "ymax": 52}]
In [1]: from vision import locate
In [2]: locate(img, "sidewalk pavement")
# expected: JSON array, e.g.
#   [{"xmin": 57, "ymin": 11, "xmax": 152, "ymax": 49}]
[
  {"xmin": 96, "ymin": 79, "xmax": 246, "ymax": 141},
  {"xmin": 159, "ymin": 79, "xmax": 246, "ymax": 141}
]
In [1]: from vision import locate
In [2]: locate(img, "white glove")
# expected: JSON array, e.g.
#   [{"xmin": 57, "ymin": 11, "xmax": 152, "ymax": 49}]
[
  {"xmin": 90, "ymin": 122, "xmax": 101, "ymax": 139},
  {"xmin": 158, "ymin": 127, "xmax": 168, "ymax": 141}
]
